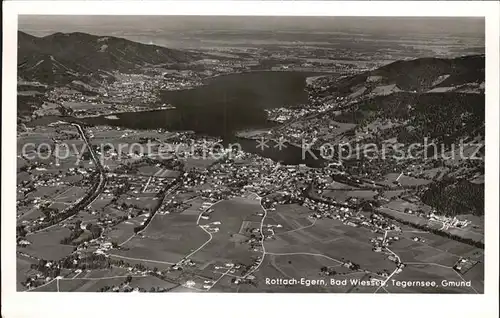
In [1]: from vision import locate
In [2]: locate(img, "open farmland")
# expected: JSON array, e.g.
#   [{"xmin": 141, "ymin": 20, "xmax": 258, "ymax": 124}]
[
  {"xmin": 20, "ymin": 226, "xmax": 75, "ymax": 260},
  {"xmin": 190, "ymin": 197, "xmax": 264, "ymax": 265},
  {"xmin": 128, "ymin": 275, "xmax": 178, "ymax": 291},
  {"xmin": 179, "ymin": 197, "xmax": 206, "ymax": 216},
  {"xmin": 17, "ymin": 255, "xmax": 39, "ymax": 291},
  {"xmin": 16, "ymin": 23, "xmax": 485, "ymax": 296},
  {"xmin": 30, "ymin": 279, "xmax": 59, "ymax": 292},
  {"xmin": 382, "ymin": 173, "xmax": 433, "ymax": 187},
  {"xmin": 323, "ymin": 189, "xmax": 377, "ymax": 202},
  {"xmin": 264, "ymin": 204, "xmax": 315, "ymax": 233},
  {"xmin": 378, "ymin": 206, "xmax": 484, "ymax": 244},
  {"xmin": 264, "ymin": 213, "xmax": 393, "ymax": 271},
  {"xmin": 106, "ymin": 213, "xmax": 145, "ymax": 243},
  {"xmin": 111, "ymin": 212, "xmax": 210, "ymax": 264}
]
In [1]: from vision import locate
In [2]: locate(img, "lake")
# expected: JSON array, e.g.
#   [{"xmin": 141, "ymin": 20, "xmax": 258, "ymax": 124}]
[
  {"xmin": 85, "ymin": 71, "xmax": 316, "ymax": 138},
  {"xmin": 29, "ymin": 71, "xmax": 327, "ymax": 166}
]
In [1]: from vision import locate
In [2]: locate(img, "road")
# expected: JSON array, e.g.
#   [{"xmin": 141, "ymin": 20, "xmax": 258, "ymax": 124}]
[
  {"xmin": 373, "ymin": 230, "xmax": 402, "ymax": 293},
  {"xmin": 119, "ymin": 181, "xmax": 181, "ymax": 247},
  {"xmin": 174, "ymin": 199, "xmax": 224, "ymax": 265},
  {"xmin": 27, "ymin": 122, "xmax": 107, "ymax": 234},
  {"xmin": 242, "ymin": 193, "xmax": 268, "ymax": 278},
  {"xmin": 142, "ymin": 176, "xmax": 153, "ymax": 192},
  {"xmin": 108, "ymin": 254, "xmax": 175, "ymax": 265}
]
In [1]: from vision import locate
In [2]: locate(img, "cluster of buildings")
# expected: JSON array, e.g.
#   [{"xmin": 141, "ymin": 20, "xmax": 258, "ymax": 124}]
[
  {"xmin": 36, "ymin": 67, "xmax": 204, "ymax": 119},
  {"xmin": 17, "ymin": 108, "xmax": 480, "ymax": 291},
  {"xmin": 105, "ymin": 72, "xmax": 198, "ymax": 104},
  {"xmin": 201, "ymin": 221, "xmax": 221, "ymax": 234},
  {"xmin": 453, "ymin": 257, "xmax": 477, "ymax": 274},
  {"xmin": 264, "ymin": 106, "xmax": 318, "ymax": 124},
  {"xmin": 401, "ymin": 208, "xmax": 471, "ymax": 230},
  {"xmin": 17, "ymin": 165, "xmax": 96, "ymax": 230},
  {"xmin": 428, "ymin": 213, "xmax": 471, "ymax": 229}
]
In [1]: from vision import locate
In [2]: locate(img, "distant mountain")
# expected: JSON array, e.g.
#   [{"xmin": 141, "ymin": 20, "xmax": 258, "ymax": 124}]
[
  {"xmin": 18, "ymin": 31, "xmax": 205, "ymax": 84},
  {"xmin": 277, "ymin": 55, "xmax": 485, "ymax": 216},
  {"xmin": 333, "ymin": 92, "xmax": 484, "ymax": 146},
  {"xmin": 299, "ymin": 55, "xmax": 485, "ymax": 152},
  {"xmin": 312, "ymin": 54, "xmax": 485, "ymax": 100},
  {"xmin": 295, "ymin": 54, "xmax": 485, "ymax": 142}
]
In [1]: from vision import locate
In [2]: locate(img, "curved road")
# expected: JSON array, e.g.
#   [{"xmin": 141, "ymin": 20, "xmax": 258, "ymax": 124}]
[{"xmin": 28, "ymin": 122, "xmax": 106, "ymax": 234}]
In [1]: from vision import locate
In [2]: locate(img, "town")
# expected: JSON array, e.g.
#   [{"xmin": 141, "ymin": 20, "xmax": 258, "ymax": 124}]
[
  {"xmin": 17, "ymin": 120, "xmax": 483, "ymax": 293},
  {"xmin": 15, "ymin": 16, "xmax": 485, "ymax": 294}
]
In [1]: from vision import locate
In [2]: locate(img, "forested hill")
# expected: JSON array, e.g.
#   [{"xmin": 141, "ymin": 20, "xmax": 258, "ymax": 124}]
[{"xmin": 18, "ymin": 31, "xmax": 205, "ymax": 85}]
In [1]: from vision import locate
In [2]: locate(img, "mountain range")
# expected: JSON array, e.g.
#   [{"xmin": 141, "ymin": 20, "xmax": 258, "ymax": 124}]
[
  {"xmin": 300, "ymin": 54, "xmax": 485, "ymax": 146},
  {"xmin": 312, "ymin": 54, "xmax": 484, "ymax": 99},
  {"xmin": 16, "ymin": 31, "xmax": 485, "ymax": 216},
  {"xmin": 18, "ymin": 31, "xmax": 204, "ymax": 85},
  {"xmin": 284, "ymin": 54, "xmax": 485, "ymax": 216}
]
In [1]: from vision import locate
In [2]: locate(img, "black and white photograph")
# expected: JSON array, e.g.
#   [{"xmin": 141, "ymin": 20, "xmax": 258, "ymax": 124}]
[{"xmin": 2, "ymin": 1, "xmax": 499, "ymax": 317}]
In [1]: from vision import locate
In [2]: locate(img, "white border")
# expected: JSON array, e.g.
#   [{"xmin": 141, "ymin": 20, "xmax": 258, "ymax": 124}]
[{"xmin": 2, "ymin": 2, "xmax": 499, "ymax": 318}]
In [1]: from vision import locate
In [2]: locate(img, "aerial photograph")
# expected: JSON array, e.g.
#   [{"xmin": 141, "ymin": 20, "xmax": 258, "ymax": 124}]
[{"xmin": 16, "ymin": 15, "xmax": 485, "ymax": 293}]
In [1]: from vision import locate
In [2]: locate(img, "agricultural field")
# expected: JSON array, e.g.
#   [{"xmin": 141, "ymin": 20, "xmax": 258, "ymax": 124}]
[
  {"xmin": 179, "ymin": 197, "xmax": 207, "ymax": 216},
  {"xmin": 382, "ymin": 173, "xmax": 433, "ymax": 187},
  {"xmin": 19, "ymin": 226, "xmax": 75, "ymax": 260},
  {"xmin": 379, "ymin": 204, "xmax": 485, "ymax": 244},
  {"xmin": 110, "ymin": 212, "xmax": 209, "ymax": 264},
  {"xmin": 325, "ymin": 180, "xmax": 358, "ymax": 190},
  {"xmin": 322, "ymin": 189, "xmax": 377, "ymax": 202},
  {"xmin": 58, "ymin": 268, "xmax": 133, "ymax": 292},
  {"xmin": 106, "ymin": 213, "xmax": 146, "ymax": 243},
  {"xmin": 17, "ymin": 255, "xmax": 39, "ymax": 291},
  {"xmin": 190, "ymin": 197, "xmax": 264, "ymax": 265}
]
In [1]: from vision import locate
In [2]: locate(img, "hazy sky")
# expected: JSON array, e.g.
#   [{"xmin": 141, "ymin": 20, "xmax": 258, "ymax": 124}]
[{"xmin": 19, "ymin": 15, "xmax": 485, "ymax": 37}]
